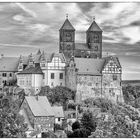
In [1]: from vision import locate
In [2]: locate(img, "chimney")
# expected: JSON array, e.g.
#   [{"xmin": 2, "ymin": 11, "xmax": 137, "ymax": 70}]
[
  {"xmin": 35, "ymin": 94, "xmax": 38, "ymax": 101},
  {"xmin": 1, "ymin": 54, "xmax": 4, "ymax": 58}
]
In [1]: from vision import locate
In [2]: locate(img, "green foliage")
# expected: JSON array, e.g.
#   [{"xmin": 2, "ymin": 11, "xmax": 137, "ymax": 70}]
[
  {"xmin": 122, "ymin": 85, "xmax": 140, "ymax": 108},
  {"xmin": 39, "ymin": 86, "xmax": 75, "ymax": 110},
  {"xmin": 54, "ymin": 124, "xmax": 63, "ymax": 131},
  {"xmin": 87, "ymin": 98, "xmax": 140, "ymax": 138},
  {"xmin": 67, "ymin": 128, "xmax": 91, "ymax": 138},
  {"xmin": 0, "ymin": 95, "xmax": 28, "ymax": 138},
  {"xmin": 72, "ymin": 121, "xmax": 80, "ymax": 131},
  {"xmin": 81, "ymin": 110, "xmax": 97, "ymax": 132},
  {"xmin": 84, "ymin": 97, "xmax": 114, "ymax": 112}
]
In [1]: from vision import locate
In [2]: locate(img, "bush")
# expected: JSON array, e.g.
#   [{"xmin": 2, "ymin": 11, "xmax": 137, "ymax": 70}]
[{"xmin": 72, "ymin": 121, "xmax": 80, "ymax": 131}]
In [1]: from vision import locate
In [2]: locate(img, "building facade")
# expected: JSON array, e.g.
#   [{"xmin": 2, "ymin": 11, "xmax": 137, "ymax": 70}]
[
  {"xmin": 20, "ymin": 96, "xmax": 55, "ymax": 134},
  {"xmin": 0, "ymin": 17, "xmax": 124, "ymax": 103},
  {"xmin": 60, "ymin": 17, "xmax": 124, "ymax": 103}
]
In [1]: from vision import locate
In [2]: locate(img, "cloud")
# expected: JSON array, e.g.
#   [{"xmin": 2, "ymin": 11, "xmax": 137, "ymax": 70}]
[
  {"xmin": 16, "ymin": 3, "xmax": 36, "ymax": 18},
  {"xmin": 1, "ymin": 3, "xmax": 140, "ymax": 79}
]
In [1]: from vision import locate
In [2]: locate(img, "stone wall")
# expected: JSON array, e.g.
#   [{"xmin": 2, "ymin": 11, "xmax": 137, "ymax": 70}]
[
  {"xmin": 76, "ymin": 75, "xmax": 102, "ymax": 103},
  {"xmin": 65, "ymin": 62, "xmax": 77, "ymax": 91},
  {"xmin": 102, "ymin": 73, "xmax": 124, "ymax": 103}
]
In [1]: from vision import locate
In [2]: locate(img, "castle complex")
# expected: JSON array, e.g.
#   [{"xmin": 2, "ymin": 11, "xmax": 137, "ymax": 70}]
[{"xmin": 0, "ymin": 17, "xmax": 124, "ymax": 103}]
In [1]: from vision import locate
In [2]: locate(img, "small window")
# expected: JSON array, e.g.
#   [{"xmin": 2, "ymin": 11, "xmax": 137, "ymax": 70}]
[
  {"xmin": 93, "ymin": 34, "xmax": 99, "ymax": 43},
  {"xmin": 9, "ymin": 73, "xmax": 12, "ymax": 77},
  {"xmin": 109, "ymin": 89, "xmax": 112, "ymax": 93},
  {"xmin": 2, "ymin": 73, "xmax": 7, "ymax": 77},
  {"xmin": 60, "ymin": 73, "xmax": 63, "ymax": 79},
  {"xmin": 51, "ymin": 73, "xmax": 54, "ymax": 79},
  {"xmin": 113, "ymin": 75, "xmax": 117, "ymax": 81},
  {"xmin": 43, "ymin": 73, "xmax": 45, "ymax": 79},
  {"xmin": 58, "ymin": 118, "xmax": 60, "ymax": 121},
  {"xmin": 95, "ymin": 46, "xmax": 98, "ymax": 51}
]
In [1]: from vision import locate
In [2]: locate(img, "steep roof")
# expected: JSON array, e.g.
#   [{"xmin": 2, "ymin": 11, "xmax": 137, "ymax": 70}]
[
  {"xmin": 36, "ymin": 49, "xmax": 41, "ymax": 55},
  {"xmin": 103, "ymin": 56, "xmax": 122, "ymax": 69},
  {"xmin": 25, "ymin": 96, "xmax": 55, "ymax": 117},
  {"xmin": 74, "ymin": 58, "xmax": 105, "ymax": 75},
  {"xmin": 33, "ymin": 54, "xmax": 42, "ymax": 63},
  {"xmin": 87, "ymin": 21, "xmax": 102, "ymax": 32},
  {"xmin": 18, "ymin": 65, "xmax": 43, "ymax": 74},
  {"xmin": 0, "ymin": 57, "xmax": 19, "ymax": 72},
  {"xmin": 60, "ymin": 19, "xmax": 75, "ymax": 31},
  {"xmin": 52, "ymin": 106, "xmax": 64, "ymax": 118},
  {"xmin": 19, "ymin": 109, "xmax": 34, "ymax": 131}
]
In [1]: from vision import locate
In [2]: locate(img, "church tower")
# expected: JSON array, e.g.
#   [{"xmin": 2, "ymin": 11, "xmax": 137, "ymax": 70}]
[
  {"xmin": 59, "ymin": 15, "xmax": 75, "ymax": 59},
  {"xmin": 86, "ymin": 18, "xmax": 102, "ymax": 58}
]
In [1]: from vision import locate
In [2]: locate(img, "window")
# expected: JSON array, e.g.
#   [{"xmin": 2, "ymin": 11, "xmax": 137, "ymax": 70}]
[
  {"xmin": 94, "ymin": 46, "xmax": 98, "ymax": 51},
  {"xmin": 93, "ymin": 34, "xmax": 99, "ymax": 43},
  {"xmin": 96, "ymin": 83, "xmax": 99, "ymax": 87},
  {"xmin": 113, "ymin": 74, "xmax": 117, "ymax": 81},
  {"xmin": 51, "ymin": 73, "xmax": 54, "ymax": 79},
  {"xmin": 43, "ymin": 73, "xmax": 45, "ymax": 79},
  {"xmin": 9, "ymin": 73, "xmax": 12, "ymax": 77},
  {"xmin": 58, "ymin": 118, "xmax": 60, "ymax": 121},
  {"xmin": 2, "ymin": 73, "xmax": 7, "ymax": 77},
  {"xmin": 60, "ymin": 73, "xmax": 63, "ymax": 79},
  {"xmin": 3, "ymin": 80, "xmax": 6, "ymax": 85}
]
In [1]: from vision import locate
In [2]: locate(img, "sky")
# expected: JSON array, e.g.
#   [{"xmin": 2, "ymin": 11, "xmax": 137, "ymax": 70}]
[{"xmin": 0, "ymin": 2, "xmax": 140, "ymax": 80}]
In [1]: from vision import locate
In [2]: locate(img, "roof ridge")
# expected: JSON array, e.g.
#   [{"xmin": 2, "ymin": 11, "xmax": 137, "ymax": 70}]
[
  {"xmin": 87, "ymin": 21, "xmax": 102, "ymax": 32},
  {"xmin": 60, "ymin": 19, "xmax": 75, "ymax": 30}
]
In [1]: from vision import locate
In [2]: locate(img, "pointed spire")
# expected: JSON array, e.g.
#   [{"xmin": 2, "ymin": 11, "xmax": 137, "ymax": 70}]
[
  {"xmin": 66, "ymin": 13, "xmax": 68, "ymax": 19},
  {"xmin": 19, "ymin": 55, "xmax": 23, "ymax": 63},
  {"xmin": 60, "ymin": 14, "xmax": 75, "ymax": 31},
  {"xmin": 87, "ymin": 17, "xmax": 102, "ymax": 32},
  {"xmin": 36, "ymin": 49, "xmax": 41, "ymax": 55},
  {"xmin": 28, "ymin": 53, "xmax": 34, "ymax": 67},
  {"xmin": 93, "ymin": 16, "xmax": 95, "ymax": 21},
  {"xmin": 41, "ymin": 50, "xmax": 46, "ymax": 61}
]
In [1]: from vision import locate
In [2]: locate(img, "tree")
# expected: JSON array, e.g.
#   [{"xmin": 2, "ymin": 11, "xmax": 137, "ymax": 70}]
[
  {"xmin": 72, "ymin": 121, "xmax": 80, "ymax": 131},
  {"xmin": 0, "ymin": 95, "xmax": 28, "ymax": 138},
  {"xmin": 81, "ymin": 110, "xmax": 97, "ymax": 133},
  {"xmin": 87, "ymin": 98, "xmax": 140, "ymax": 138},
  {"xmin": 122, "ymin": 85, "xmax": 140, "ymax": 108},
  {"xmin": 39, "ymin": 86, "xmax": 75, "ymax": 110},
  {"xmin": 67, "ymin": 128, "xmax": 91, "ymax": 138}
]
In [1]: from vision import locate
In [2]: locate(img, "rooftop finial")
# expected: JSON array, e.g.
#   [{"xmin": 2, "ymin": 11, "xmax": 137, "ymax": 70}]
[
  {"xmin": 93, "ymin": 16, "xmax": 95, "ymax": 21},
  {"xmin": 66, "ymin": 13, "xmax": 68, "ymax": 19}
]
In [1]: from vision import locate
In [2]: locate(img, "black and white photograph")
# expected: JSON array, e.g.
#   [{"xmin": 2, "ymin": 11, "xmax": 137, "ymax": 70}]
[{"xmin": 0, "ymin": 2, "xmax": 140, "ymax": 138}]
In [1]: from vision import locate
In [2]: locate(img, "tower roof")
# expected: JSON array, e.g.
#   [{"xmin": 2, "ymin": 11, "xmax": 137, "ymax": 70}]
[
  {"xmin": 60, "ymin": 19, "xmax": 75, "ymax": 31},
  {"xmin": 87, "ymin": 21, "xmax": 102, "ymax": 32},
  {"xmin": 36, "ymin": 49, "xmax": 41, "ymax": 55}
]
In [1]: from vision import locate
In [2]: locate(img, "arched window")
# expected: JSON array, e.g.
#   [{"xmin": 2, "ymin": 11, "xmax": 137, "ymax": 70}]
[{"xmin": 93, "ymin": 34, "xmax": 99, "ymax": 43}]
